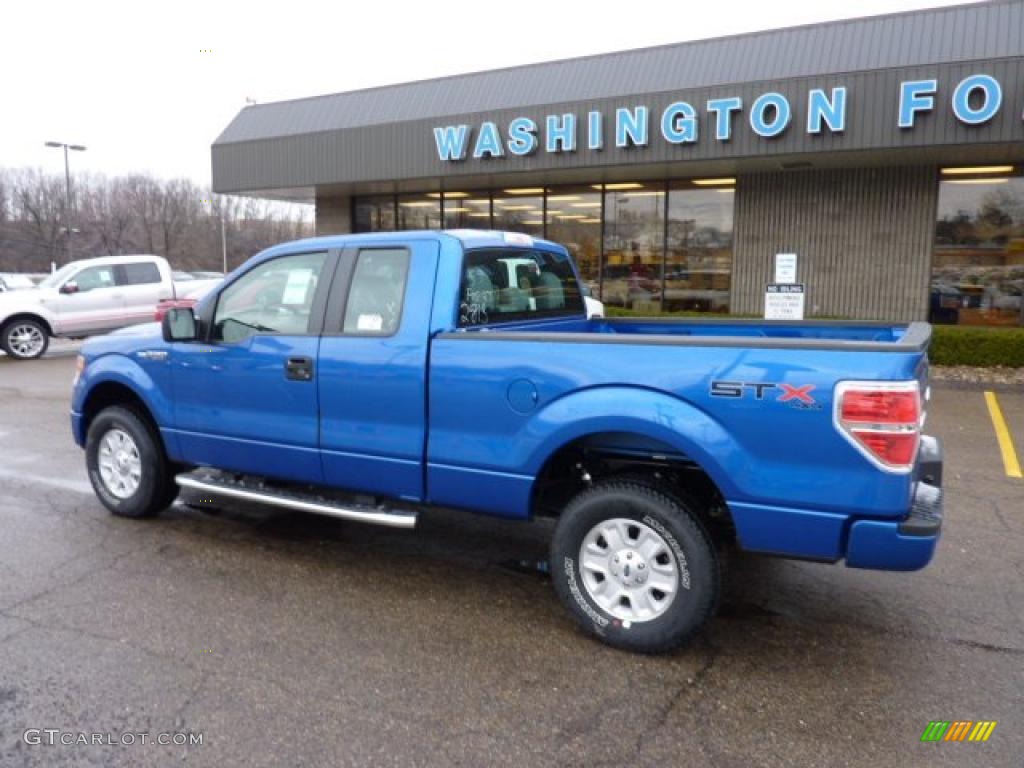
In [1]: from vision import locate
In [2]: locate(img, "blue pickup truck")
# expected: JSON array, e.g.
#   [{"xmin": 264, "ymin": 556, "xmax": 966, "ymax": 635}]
[{"xmin": 71, "ymin": 230, "xmax": 943, "ymax": 652}]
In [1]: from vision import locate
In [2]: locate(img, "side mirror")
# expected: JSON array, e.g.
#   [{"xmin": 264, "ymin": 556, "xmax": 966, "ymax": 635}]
[
  {"xmin": 162, "ymin": 307, "xmax": 198, "ymax": 342},
  {"xmin": 60, "ymin": 281, "xmax": 79, "ymax": 295}
]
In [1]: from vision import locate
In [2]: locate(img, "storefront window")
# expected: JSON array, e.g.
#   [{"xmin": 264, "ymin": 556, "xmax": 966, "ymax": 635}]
[
  {"xmin": 666, "ymin": 182, "xmax": 734, "ymax": 313},
  {"xmin": 601, "ymin": 183, "xmax": 665, "ymax": 310},
  {"xmin": 353, "ymin": 195, "xmax": 396, "ymax": 233},
  {"xmin": 933, "ymin": 169, "xmax": 1024, "ymax": 327},
  {"xmin": 545, "ymin": 186, "xmax": 602, "ymax": 296},
  {"xmin": 443, "ymin": 192, "xmax": 491, "ymax": 229},
  {"xmin": 397, "ymin": 193, "xmax": 441, "ymax": 230},
  {"xmin": 492, "ymin": 189, "xmax": 544, "ymax": 237}
]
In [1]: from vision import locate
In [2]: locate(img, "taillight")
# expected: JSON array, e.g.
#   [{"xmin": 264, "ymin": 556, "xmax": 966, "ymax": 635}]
[{"xmin": 835, "ymin": 381, "xmax": 921, "ymax": 472}]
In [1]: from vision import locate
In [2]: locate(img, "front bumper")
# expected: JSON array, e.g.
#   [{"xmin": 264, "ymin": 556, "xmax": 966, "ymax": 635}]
[{"xmin": 845, "ymin": 435, "xmax": 944, "ymax": 571}]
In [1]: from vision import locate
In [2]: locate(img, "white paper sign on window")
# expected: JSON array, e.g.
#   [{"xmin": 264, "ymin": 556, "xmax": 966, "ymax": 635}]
[{"xmin": 282, "ymin": 269, "xmax": 313, "ymax": 305}]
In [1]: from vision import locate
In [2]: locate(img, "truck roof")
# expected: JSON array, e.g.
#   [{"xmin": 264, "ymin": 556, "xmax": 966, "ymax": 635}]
[
  {"xmin": 61, "ymin": 254, "xmax": 166, "ymax": 269},
  {"xmin": 254, "ymin": 230, "xmax": 566, "ymax": 264}
]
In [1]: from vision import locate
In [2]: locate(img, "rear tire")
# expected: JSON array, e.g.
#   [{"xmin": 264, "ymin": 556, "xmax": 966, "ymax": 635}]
[
  {"xmin": 551, "ymin": 479, "xmax": 719, "ymax": 653},
  {"xmin": 1, "ymin": 318, "xmax": 49, "ymax": 360},
  {"xmin": 85, "ymin": 406, "xmax": 178, "ymax": 518}
]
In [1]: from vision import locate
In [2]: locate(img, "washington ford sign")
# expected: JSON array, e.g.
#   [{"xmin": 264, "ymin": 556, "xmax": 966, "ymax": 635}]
[{"xmin": 433, "ymin": 74, "xmax": 1018, "ymax": 161}]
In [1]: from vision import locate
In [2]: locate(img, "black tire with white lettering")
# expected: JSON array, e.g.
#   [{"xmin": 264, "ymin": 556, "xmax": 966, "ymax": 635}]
[
  {"xmin": 550, "ymin": 480, "xmax": 719, "ymax": 653},
  {"xmin": 86, "ymin": 406, "xmax": 178, "ymax": 518}
]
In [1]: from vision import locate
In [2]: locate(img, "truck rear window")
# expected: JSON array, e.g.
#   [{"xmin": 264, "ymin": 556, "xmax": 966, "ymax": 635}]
[{"xmin": 459, "ymin": 248, "xmax": 584, "ymax": 327}]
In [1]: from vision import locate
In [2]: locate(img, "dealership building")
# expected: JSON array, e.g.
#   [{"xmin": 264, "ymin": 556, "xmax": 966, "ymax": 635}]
[{"xmin": 212, "ymin": 0, "xmax": 1024, "ymax": 325}]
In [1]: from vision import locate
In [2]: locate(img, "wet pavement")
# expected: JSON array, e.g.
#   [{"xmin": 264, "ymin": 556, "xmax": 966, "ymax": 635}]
[{"xmin": 0, "ymin": 349, "xmax": 1021, "ymax": 767}]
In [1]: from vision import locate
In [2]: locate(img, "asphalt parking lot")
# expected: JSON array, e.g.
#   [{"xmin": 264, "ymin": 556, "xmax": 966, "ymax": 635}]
[{"xmin": 0, "ymin": 345, "xmax": 1021, "ymax": 768}]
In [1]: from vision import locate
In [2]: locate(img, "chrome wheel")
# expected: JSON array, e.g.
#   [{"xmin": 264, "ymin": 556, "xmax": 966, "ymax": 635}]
[
  {"xmin": 7, "ymin": 323, "xmax": 45, "ymax": 358},
  {"xmin": 579, "ymin": 517, "xmax": 680, "ymax": 623},
  {"xmin": 97, "ymin": 429, "xmax": 143, "ymax": 499}
]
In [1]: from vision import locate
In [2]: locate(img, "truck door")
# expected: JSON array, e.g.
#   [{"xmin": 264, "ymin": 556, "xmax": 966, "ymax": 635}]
[
  {"xmin": 49, "ymin": 263, "xmax": 125, "ymax": 334},
  {"xmin": 114, "ymin": 260, "xmax": 171, "ymax": 327},
  {"xmin": 317, "ymin": 241, "xmax": 439, "ymax": 502},
  {"xmin": 169, "ymin": 250, "xmax": 334, "ymax": 484}
]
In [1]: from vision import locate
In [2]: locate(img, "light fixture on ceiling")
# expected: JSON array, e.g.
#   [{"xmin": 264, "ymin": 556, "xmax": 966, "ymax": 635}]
[
  {"xmin": 547, "ymin": 195, "xmax": 581, "ymax": 201},
  {"xmin": 593, "ymin": 182, "xmax": 644, "ymax": 190},
  {"xmin": 570, "ymin": 202, "xmax": 602, "ymax": 208},
  {"xmin": 691, "ymin": 178, "xmax": 736, "ymax": 187},
  {"xmin": 941, "ymin": 166, "xmax": 1014, "ymax": 176},
  {"xmin": 503, "ymin": 187, "xmax": 545, "ymax": 194},
  {"xmin": 400, "ymin": 201, "xmax": 435, "ymax": 207}
]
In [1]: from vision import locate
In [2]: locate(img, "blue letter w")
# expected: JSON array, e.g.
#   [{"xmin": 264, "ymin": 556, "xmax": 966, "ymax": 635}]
[{"xmin": 433, "ymin": 125, "xmax": 469, "ymax": 161}]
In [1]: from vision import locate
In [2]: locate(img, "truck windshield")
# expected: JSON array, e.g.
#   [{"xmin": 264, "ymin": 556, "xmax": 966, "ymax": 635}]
[{"xmin": 459, "ymin": 248, "xmax": 584, "ymax": 327}]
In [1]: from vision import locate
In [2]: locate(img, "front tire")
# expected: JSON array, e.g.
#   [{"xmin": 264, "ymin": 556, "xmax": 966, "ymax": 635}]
[
  {"xmin": 1, "ymin": 318, "xmax": 49, "ymax": 360},
  {"xmin": 551, "ymin": 480, "xmax": 719, "ymax": 653},
  {"xmin": 86, "ymin": 406, "xmax": 178, "ymax": 518}
]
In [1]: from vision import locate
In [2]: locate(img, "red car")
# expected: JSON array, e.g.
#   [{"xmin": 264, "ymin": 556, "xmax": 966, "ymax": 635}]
[{"xmin": 154, "ymin": 297, "xmax": 199, "ymax": 322}]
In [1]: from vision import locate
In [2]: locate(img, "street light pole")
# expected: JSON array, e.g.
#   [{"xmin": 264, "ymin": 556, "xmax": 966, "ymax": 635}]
[{"xmin": 44, "ymin": 141, "xmax": 86, "ymax": 264}]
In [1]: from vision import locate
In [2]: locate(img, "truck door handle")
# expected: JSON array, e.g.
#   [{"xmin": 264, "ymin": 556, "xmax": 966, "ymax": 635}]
[{"xmin": 285, "ymin": 356, "xmax": 314, "ymax": 381}]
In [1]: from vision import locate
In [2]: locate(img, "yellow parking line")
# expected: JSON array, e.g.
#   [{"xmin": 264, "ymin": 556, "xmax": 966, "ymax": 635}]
[{"xmin": 984, "ymin": 391, "xmax": 1023, "ymax": 479}]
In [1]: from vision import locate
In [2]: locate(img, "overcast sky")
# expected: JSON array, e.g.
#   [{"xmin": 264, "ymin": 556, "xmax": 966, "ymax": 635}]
[{"xmin": 2, "ymin": 0, "xmax": 976, "ymax": 188}]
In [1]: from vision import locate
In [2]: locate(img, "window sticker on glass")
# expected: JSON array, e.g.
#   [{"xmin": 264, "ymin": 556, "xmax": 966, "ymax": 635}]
[
  {"xmin": 281, "ymin": 269, "xmax": 313, "ymax": 304},
  {"xmin": 356, "ymin": 314, "xmax": 384, "ymax": 332}
]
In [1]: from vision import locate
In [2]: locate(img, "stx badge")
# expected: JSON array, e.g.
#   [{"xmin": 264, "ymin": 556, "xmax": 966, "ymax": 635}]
[{"xmin": 710, "ymin": 380, "xmax": 817, "ymax": 407}]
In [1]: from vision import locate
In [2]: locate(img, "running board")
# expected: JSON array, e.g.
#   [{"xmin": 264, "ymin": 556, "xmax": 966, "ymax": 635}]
[{"xmin": 175, "ymin": 471, "xmax": 418, "ymax": 529}]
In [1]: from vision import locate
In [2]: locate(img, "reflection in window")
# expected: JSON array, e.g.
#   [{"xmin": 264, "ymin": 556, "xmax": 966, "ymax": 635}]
[
  {"xmin": 545, "ymin": 186, "xmax": 602, "ymax": 297},
  {"xmin": 458, "ymin": 248, "xmax": 584, "ymax": 327},
  {"xmin": 492, "ymin": 190, "xmax": 544, "ymax": 236},
  {"xmin": 601, "ymin": 183, "xmax": 665, "ymax": 310},
  {"xmin": 933, "ymin": 171, "xmax": 1023, "ymax": 327},
  {"xmin": 213, "ymin": 252, "xmax": 328, "ymax": 342},
  {"xmin": 397, "ymin": 194, "xmax": 441, "ymax": 230},
  {"xmin": 666, "ymin": 183, "xmax": 734, "ymax": 313},
  {"xmin": 443, "ymin": 192, "xmax": 491, "ymax": 229},
  {"xmin": 353, "ymin": 195, "xmax": 396, "ymax": 233},
  {"xmin": 343, "ymin": 249, "xmax": 410, "ymax": 335}
]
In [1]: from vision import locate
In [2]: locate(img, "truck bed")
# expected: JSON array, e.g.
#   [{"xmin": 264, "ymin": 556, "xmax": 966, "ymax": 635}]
[
  {"xmin": 447, "ymin": 316, "xmax": 930, "ymax": 352},
  {"xmin": 428, "ymin": 313, "xmax": 930, "ymax": 563}
]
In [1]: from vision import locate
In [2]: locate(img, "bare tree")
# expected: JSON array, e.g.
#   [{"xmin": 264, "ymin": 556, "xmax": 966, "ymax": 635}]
[
  {"xmin": 16, "ymin": 168, "xmax": 66, "ymax": 264},
  {"xmin": 0, "ymin": 167, "xmax": 313, "ymax": 271}
]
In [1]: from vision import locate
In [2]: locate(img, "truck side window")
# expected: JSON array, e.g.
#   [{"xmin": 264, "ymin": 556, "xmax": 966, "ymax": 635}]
[
  {"xmin": 117, "ymin": 262, "xmax": 161, "ymax": 286},
  {"xmin": 459, "ymin": 248, "xmax": 584, "ymax": 327},
  {"xmin": 342, "ymin": 248, "xmax": 410, "ymax": 336},
  {"xmin": 72, "ymin": 266, "xmax": 116, "ymax": 293},
  {"xmin": 212, "ymin": 251, "xmax": 328, "ymax": 343}
]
